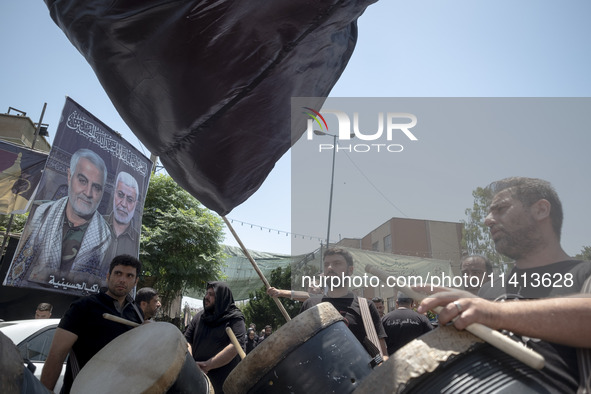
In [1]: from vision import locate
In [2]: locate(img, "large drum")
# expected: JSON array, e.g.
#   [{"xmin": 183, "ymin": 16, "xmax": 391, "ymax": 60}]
[
  {"xmin": 224, "ymin": 302, "xmax": 376, "ymax": 394},
  {"xmin": 354, "ymin": 325, "xmax": 563, "ymax": 394},
  {"xmin": 0, "ymin": 331, "xmax": 49, "ymax": 394},
  {"xmin": 71, "ymin": 322, "xmax": 212, "ymax": 394}
]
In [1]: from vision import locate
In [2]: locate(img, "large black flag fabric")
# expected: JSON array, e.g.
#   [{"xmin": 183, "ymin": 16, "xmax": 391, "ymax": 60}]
[{"xmin": 44, "ymin": 0, "xmax": 377, "ymax": 215}]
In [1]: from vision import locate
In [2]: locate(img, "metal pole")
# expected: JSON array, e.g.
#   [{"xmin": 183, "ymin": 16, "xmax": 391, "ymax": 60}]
[
  {"xmin": 0, "ymin": 215, "xmax": 15, "ymax": 262},
  {"xmin": 31, "ymin": 102, "xmax": 47, "ymax": 150},
  {"xmin": 1, "ymin": 103, "xmax": 47, "ymax": 262},
  {"xmin": 325, "ymin": 134, "xmax": 336, "ymax": 248}
]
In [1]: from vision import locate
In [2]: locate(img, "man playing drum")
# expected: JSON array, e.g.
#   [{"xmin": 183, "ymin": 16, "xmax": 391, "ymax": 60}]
[
  {"xmin": 300, "ymin": 247, "xmax": 388, "ymax": 360},
  {"xmin": 185, "ymin": 281, "xmax": 246, "ymax": 394},
  {"xmin": 419, "ymin": 177, "xmax": 591, "ymax": 393},
  {"xmin": 40, "ymin": 254, "xmax": 144, "ymax": 393},
  {"xmin": 136, "ymin": 287, "xmax": 161, "ymax": 321}
]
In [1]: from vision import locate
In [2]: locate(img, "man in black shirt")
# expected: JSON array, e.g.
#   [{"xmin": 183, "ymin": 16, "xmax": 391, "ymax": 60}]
[
  {"xmin": 136, "ymin": 287, "xmax": 161, "ymax": 321},
  {"xmin": 300, "ymin": 247, "xmax": 388, "ymax": 359},
  {"xmin": 185, "ymin": 282, "xmax": 246, "ymax": 394},
  {"xmin": 419, "ymin": 177, "xmax": 591, "ymax": 392},
  {"xmin": 382, "ymin": 293, "xmax": 433, "ymax": 355},
  {"xmin": 40, "ymin": 255, "xmax": 144, "ymax": 393},
  {"xmin": 257, "ymin": 325, "xmax": 273, "ymax": 344}
]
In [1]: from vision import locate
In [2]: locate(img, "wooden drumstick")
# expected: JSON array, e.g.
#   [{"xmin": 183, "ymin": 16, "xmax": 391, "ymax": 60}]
[
  {"xmin": 365, "ymin": 264, "xmax": 545, "ymax": 370},
  {"xmin": 226, "ymin": 327, "xmax": 247, "ymax": 360},
  {"xmin": 222, "ymin": 216, "xmax": 291, "ymax": 322},
  {"xmin": 103, "ymin": 313, "xmax": 140, "ymax": 327}
]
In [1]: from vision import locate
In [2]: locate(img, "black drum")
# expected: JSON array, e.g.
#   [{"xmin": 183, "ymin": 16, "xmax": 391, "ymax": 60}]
[
  {"xmin": 71, "ymin": 322, "xmax": 212, "ymax": 394},
  {"xmin": 354, "ymin": 325, "xmax": 565, "ymax": 394},
  {"xmin": 0, "ymin": 331, "xmax": 50, "ymax": 394},
  {"xmin": 224, "ymin": 302, "xmax": 375, "ymax": 394}
]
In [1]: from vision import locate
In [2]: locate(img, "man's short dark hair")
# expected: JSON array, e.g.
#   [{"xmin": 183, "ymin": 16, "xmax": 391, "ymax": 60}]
[
  {"xmin": 487, "ymin": 177, "xmax": 563, "ymax": 239},
  {"xmin": 36, "ymin": 303, "xmax": 53, "ymax": 312},
  {"xmin": 397, "ymin": 298, "xmax": 413, "ymax": 306},
  {"xmin": 136, "ymin": 287, "xmax": 158, "ymax": 304},
  {"xmin": 372, "ymin": 297, "xmax": 383, "ymax": 303},
  {"xmin": 109, "ymin": 254, "xmax": 142, "ymax": 276},
  {"xmin": 324, "ymin": 247, "xmax": 354, "ymax": 266},
  {"xmin": 396, "ymin": 291, "xmax": 413, "ymax": 305},
  {"xmin": 461, "ymin": 255, "xmax": 493, "ymax": 275},
  {"xmin": 264, "ymin": 325, "xmax": 272, "ymax": 330}
]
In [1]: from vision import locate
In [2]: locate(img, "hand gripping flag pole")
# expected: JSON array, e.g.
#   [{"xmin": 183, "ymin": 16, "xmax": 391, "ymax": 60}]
[{"xmin": 223, "ymin": 216, "xmax": 291, "ymax": 322}]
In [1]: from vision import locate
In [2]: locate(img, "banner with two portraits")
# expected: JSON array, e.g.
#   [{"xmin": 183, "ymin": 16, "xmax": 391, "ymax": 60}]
[{"xmin": 3, "ymin": 97, "xmax": 153, "ymax": 296}]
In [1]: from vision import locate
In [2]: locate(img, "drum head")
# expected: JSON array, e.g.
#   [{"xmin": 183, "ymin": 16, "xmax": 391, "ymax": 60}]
[
  {"xmin": 71, "ymin": 322, "xmax": 187, "ymax": 394},
  {"xmin": 354, "ymin": 325, "xmax": 483, "ymax": 394},
  {"xmin": 354, "ymin": 325, "xmax": 557, "ymax": 394},
  {"xmin": 224, "ymin": 302, "xmax": 344, "ymax": 393},
  {"xmin": 0, "ymin": 332, "xmax": 24, "ymax": 393}
]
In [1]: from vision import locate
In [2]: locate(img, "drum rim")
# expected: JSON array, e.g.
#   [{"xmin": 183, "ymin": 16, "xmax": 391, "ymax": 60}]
[
  {"xmin": 0, "ymin": 332, "xmax": 25, "ymax": 393},
  {"xmin": 224, "ymin": 302, "xmax": 344, "ymax": 393},
  {"xmin": 353, "ymin": 325, "xmax": 484, "ymax": 394},
  {"xmin": 71, "ymin": 322, "xmax": 187, "ymax": 394}
]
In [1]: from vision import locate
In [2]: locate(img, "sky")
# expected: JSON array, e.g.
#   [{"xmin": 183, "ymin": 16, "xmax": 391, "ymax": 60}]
[{"xmin": 1, "ymin": 1, "xmax": 590, "ymax": 258}]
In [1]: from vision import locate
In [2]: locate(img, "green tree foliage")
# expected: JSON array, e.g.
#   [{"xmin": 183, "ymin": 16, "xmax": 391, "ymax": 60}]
[
  {"xmin": 243, "ymin": 266, "xmax": 300, "ymax": 331},
  {"xmin": 140, "ymin": 173, "xmax": 225, "ymax": 313},
  {"xmin": 0, "ymin": 213, "xmax": 28, "ymax": 234},
  {"xmin": 575, "ymin": 246, "xmax": 591, "ymax": 261},
  {"xmin": 461, "ymin": 186, "xmax": 506, "ymax": 268},
  {"xmin": 1, "ymin": 213, "xmax": 28, "ymax": 257}
]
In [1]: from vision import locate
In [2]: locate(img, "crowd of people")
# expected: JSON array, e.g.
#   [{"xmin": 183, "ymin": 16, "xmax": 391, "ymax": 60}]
[{"xmin": 10, "ymin": 176, "xmax": 589, "ymax": 393}]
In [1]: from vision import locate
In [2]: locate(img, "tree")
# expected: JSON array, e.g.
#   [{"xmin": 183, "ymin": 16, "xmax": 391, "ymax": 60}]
[
  {"xmin": 461, "ymin": 186, "xmax": 506, "ymax": 269},
  {"xmin": 243, "ymin": 266, "xmax": 299, "ymax": 331},
  {"xmin": 140, "ymin": 173, "xmax": 225, "ymax": 316},
  {"xmin": 0, "ymin": 213, "xmax": 27, "ymax": 234},
  {"xmin": 575, "ymin": 246, "xmax": 591, "ymax": 261},
  {"xmin": 0, "ymin": 213, "xmax": 28, "ymax": 259}
]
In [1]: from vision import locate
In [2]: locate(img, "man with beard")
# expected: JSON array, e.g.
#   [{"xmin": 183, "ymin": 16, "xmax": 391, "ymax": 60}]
[
  {"xmin": 300, "ymin": 248, "xmax": 388, "ymax": 360},
  {"xmin": 40, "ymin": 255, "xmax": 144, "ymax": 393},
  {"xmin": 185, "ymin": 282, "xmax": 246, "ymax": 394},
  {"xmin": 419, "ymin": 177, "xmax": 591, "ymax": 393},
  {"xmin": 136, "ymin": 287, "xmax": 161, "ymax": 320},
  {"xmin": 104, "ymin": 171, "xmax": 140, "ymax": 260},
  {"xmin": 460, "ymin": 255, "xmax": 493, "ymax": 295},
  {"xmin": 6, "ymin": 148, "xmax": 112, "ymax": 290}
]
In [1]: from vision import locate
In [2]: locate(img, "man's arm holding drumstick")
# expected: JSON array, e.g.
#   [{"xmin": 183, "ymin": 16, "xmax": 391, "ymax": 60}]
[
  {"xmin": 40, "ymin": 328, "xmax": 78, "ymax": 392},
  {"xmin": 418, "ymin": 292, "xmax": 591, "ymax": 348},
  {"xmin": 196, "ymin": 343, "xmax": 238, "ymax": 373}
]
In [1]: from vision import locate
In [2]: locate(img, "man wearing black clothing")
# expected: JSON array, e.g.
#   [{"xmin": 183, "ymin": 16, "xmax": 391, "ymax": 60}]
[
  {"xmin": 41, "ymin": 254, "xmax": 144, "ymax": 393},
  {"xmin": 382, "ymin": 293, "xmax": 433, "ymax": 355},
  {"xmin": 419, "ymin": 177, "xmax": 591, "ymax": 393},
  {"xmin": 300, "ymin": 248, "xmax": 388, "ymax": 359},
  {"xmin": 185, "ymin": 282, "xmax": 245, "ymax": 394},
  {"xmin": 257, "ymin": 325, "xmax": 272, "ymax": 344}
]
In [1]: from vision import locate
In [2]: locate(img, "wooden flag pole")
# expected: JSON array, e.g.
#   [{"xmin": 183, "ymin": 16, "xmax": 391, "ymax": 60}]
[{"xmin": 222, "ymin": 216, "xmax": 291, "ymax": 322}]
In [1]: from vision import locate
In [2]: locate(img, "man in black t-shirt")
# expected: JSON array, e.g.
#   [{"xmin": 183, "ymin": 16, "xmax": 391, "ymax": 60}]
[
  {"xmin": 419, "ymin": 177, "xmax": 591, "ymax": 393},
  {"xmin": 382, "ymin": 293, "xmax": 433, "ymax": 355},
  {"xmin": 300, "ymin": 247, "xmax": 388, "ymax": 359},
  {"xmin": 40, "ymin": 255, "xmax": 144, "ymax": 393}
]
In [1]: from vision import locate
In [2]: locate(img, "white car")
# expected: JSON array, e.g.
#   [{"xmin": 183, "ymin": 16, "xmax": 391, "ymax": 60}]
[{"xmin": 0, "ymin": 318, "xmax": 65, "ymax": 392}]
